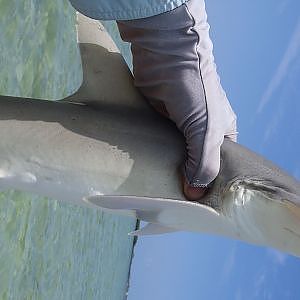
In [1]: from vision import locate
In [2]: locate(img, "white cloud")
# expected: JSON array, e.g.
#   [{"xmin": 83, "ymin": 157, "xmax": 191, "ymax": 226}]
[
  {"xmin": 276, "ymin": 0, "xmax": 291, "ymax": 15},
  {"xmin": 220, "ymin": 245, "xmax": 236, "ymax": 282},
  {"xmin": 253, "ymin": 269, "xmax": 267, "ymax": 298},
  {"xmin": 262, "ymin": 108, "xmax": 283, "ymax": 144},
  {"xmin": 257, "ymin": 18, "xmax": 300, "ymax": 114},
  {"xmin": 235, "ymin": 289, "xmax": 242, "ymax": 300},
  {"xmin": 267, "ymin": 248, "xmax": 288, "ymax": 266},
  {"xmin": 255, "ymin": 272, "xmax": 265, "ymax": 289}
]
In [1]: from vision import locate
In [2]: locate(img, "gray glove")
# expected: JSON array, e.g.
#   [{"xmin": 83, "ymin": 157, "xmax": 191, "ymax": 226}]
[{"xmin": 117, "ymin": 0, "xmax": 237, "ymax": 191}]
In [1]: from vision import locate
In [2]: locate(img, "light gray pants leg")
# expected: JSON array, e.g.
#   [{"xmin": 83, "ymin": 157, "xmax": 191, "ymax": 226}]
[{"xmin": 117, "ymin": 0, "xmax": 237, "ymax": 186}]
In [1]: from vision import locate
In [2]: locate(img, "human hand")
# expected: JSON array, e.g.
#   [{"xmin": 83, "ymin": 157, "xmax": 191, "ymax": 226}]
[
  {"xmin": 117, "ymin": 0, "xmax": 237, "ymax": 201},
  {"xmin": 151, "ymin": 100, "xmax": 236, "ymax": 202}
]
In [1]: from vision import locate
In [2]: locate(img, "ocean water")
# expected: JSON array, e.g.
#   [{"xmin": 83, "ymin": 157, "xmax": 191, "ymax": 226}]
[{"xmin": 0, "ymin": 1, "xmax": 137, "ymax": 299}]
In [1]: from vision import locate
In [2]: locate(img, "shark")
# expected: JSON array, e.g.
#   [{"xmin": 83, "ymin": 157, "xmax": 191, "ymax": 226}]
[{"xmin": 0, "ymin": 13, "xmax": 299, "ymax": 257}]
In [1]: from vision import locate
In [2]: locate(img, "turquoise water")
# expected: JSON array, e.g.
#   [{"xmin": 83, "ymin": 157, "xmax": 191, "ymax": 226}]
[
  {"xmin": 0, "ymin": 1, "xmax": 137, "ymax": 299},
  {"xmin": 0, "ymin": 0, "xmax": 81, "ymax": 99}
]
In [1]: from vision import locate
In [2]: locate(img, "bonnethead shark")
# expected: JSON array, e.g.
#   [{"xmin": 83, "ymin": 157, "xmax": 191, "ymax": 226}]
[{"xmin": 0, "ymin": 14, "xmax": 299, "ymax": 257}]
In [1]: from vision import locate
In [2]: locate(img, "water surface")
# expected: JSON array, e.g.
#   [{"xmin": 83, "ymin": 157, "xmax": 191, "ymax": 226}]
[{"xmin": 0, "ymin": 1, "xmax": 136, "ymax": 299}]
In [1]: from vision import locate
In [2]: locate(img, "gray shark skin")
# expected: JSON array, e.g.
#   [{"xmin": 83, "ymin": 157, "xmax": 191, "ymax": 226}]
[{"xmin": 0, "ymin": 14, "xmax": 300, "ymax": 257}]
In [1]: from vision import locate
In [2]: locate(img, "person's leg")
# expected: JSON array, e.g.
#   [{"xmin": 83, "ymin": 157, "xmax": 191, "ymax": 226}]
[{"xmin": 117, "ymin": 0, "xmax": 237, "ymax": 200}]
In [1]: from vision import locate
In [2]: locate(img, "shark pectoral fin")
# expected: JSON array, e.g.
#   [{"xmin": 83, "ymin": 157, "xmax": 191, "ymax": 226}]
[
  {"xmin": 84, "ymin": 195, "xmax": 137, "ymax": 218},
  {"xmin": 85, "ymin": 194, "xmax": 220, "ymax": 224},
  {"xmin": 85, "ymin": 195, "xmax": 165, "ymax": 221},
  {"xmin": 86, "ymin": 194, "xmax": 144, "ymax": 210},
  {"xmin": 86, "ymin": 194, "xmax": 178, "ymax": 211},
  {"xmin": 129, "ymin": 223, "xmax": 179, "ymax": 236}
]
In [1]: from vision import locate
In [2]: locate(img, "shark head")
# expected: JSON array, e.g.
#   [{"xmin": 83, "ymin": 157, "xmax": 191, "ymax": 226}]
[{"xmin": 86, "ymin": 140, "xmax": 300, "ymax": 257}]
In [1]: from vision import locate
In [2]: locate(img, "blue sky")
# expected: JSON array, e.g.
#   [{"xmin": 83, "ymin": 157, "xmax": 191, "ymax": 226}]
[{"xmin": 128, "ymin": 0, "xmax": 300, "ymax": 299}]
